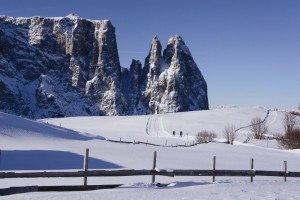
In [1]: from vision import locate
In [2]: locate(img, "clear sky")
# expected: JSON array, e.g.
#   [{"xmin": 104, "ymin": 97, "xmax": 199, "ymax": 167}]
[{"xmin": 1, "ymin": 0, "xmax": 299, "ymax": 109}]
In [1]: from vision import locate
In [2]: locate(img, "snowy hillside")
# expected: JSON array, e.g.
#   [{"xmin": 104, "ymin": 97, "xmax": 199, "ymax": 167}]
[
  {"xmin": 0, "ymin": 107, "xmax": 300, "ymax": 199},
  {"xmin": 41, "ymin": 106, "xmax": 286, "ymax": 145}
]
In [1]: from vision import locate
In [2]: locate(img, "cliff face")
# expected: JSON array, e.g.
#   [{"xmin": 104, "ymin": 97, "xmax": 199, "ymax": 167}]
[
  {"xmin": 139, "ymin": 35, "xmax": 209, "ymax": 114},
  {"xmin": 0, "ymin": 14, "xmax": 208, "ymax": 118}
]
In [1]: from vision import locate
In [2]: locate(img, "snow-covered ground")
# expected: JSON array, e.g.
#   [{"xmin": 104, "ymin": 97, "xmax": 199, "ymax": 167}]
[{"xmin": 0, "ymin": 107, "xmax": 300, "ymax": 199}]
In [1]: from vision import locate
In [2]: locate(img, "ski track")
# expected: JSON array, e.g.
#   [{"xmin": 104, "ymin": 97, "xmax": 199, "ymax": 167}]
[
  {"xmin": 146, "ymin": 115, "xmax": 170, "ymax": 137},
  {"xmin": 266, "ymin": 110, "xmax": 278, "ymax": 126},
  {"xmin": 236, "ymin": 109, "xmax": 270, "ymax": 133}
]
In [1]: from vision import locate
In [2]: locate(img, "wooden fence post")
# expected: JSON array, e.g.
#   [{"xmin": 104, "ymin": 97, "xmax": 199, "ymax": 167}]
[
  {"xmin": 250, "ymin": 158, "xmax": 254, "ymax": 182},
  {"xmin": 151, "ymin": 151, "xmax": 157, "ymax": 184},
  {"xmin": 213, "ymin": 156, "xmax": 216, "ymax": 182},
  {"xmin": 284, "ymin": 161, "xmax": 287, "ymax": 182},
  {"xmin": 83, "ymin": 148, "xmax": 89, "ymax": 187}
]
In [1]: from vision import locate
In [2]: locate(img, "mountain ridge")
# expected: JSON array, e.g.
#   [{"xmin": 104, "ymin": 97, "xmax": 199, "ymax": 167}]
[{"xmin": 0, "ymin": 14, "xmax": 208, "ymax": 118}]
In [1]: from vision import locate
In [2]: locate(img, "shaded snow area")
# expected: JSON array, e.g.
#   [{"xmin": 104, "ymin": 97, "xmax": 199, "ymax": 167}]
[
  {"xmin": 0, "ymin": 107, "xmax": 300, "ymax": 199},
  {"xmin": 2, "ymin": 181, "xmax": 300, "ymax": 200},
  {"xmin": 0, "ymin": 112, "xmax": 103, "ymax": 141}
]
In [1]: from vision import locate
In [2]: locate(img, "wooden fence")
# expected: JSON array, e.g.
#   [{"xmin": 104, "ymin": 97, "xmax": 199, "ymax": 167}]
[
  {"xmin": 107, "ymin": 138, "xmax": 198, "ymax": 148},
  {"xmin": 1, "ymin": 149, "xmax": 300, "ymax": 195}
]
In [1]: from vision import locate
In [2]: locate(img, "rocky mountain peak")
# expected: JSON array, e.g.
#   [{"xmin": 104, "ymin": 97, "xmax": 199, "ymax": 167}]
[
  {"xmin": 129, "ymin": 59, "xmax": 142, "ymax": 72},
  {"xmin": 168, "ymin": 34, "xmax": 182, "ymax": 45},
  {"xmin": 147, "ymin": 35, "xmax": 162, "ymax": 80},
  {"xmin": 160, "ymin": 35, "xmax": 209, "ymax": 112},
  {"xmin": 0, "ymin": 15, "xmax": 208, "ymax": 118},
  {"xmin": 163, "ymin": 35, "xmax": 191, "ymax": 65},
  {"xmin": 66, "ymin": 13, "xmax": 80, "ymax": 19}
]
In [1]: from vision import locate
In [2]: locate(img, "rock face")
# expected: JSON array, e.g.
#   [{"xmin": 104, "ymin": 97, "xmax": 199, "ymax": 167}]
[
  {"xmin": 0, "ymin": 14, "xmax": 208, "ymax": 118},
  {"xmin": 144, "ymin": 35, "xmax": 209, "ymax": 114}
]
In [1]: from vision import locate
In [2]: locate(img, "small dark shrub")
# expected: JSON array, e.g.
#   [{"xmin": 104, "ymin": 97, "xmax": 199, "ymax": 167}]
[
  {"xmin": 249, "ymin": 117, "xmax": 268, "ymax": 140},
  {"xmin": 279, "ymin": 128, "xmax": 300, "ymax": 149},
  {"xmin": 283, "ymin": 112, "xmax": 297, "ymax": 134},
  {"xmin": 290, "ymin": 111, "xmax": 300, "ymax": 117},
  {"xmin": 223, "ymin": 124, "xmax": 238, "ymax": 145}
]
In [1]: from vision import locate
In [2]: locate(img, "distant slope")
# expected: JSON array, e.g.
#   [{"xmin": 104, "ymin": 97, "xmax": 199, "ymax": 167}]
[
  {"xmin": 0, "ymin": 107, "xmax": 289, "ymax": 145},
  {"xmin": 40, "ymin": 107, "xmax": 287, "ymax": 145},
  {"xmin": 163, "ymin": 107, "xmax": 286, "ymax": 140},
  {"xmin": 0, "ymin": 112, "xmax": 102, "ymax": 140}
]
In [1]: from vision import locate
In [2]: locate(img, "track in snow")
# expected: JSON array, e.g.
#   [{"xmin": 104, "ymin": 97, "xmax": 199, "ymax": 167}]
[
  {"xmin": 145, "ymin": 114, "xmax": 170, "ymax": 137},
  {"xmin": 265, "ymin": 110, "xmax": 278, "ymax": 126}
]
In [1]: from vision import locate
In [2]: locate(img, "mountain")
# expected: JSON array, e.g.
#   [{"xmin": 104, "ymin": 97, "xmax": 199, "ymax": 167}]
[{"xmin": 0, "ymin": 14, "xmax": 208, "ymax": 118}]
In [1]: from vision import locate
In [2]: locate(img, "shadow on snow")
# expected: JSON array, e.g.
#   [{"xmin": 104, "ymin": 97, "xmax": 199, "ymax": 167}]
[{"xmin": 0, "ymin": 150, "xmax": 122, "ymax": 170}]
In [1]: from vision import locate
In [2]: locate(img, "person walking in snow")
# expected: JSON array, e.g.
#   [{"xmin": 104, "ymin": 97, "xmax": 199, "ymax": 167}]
[{"xmin": 180, "ymin": 131, "xmax": 183, "ymax": 137}]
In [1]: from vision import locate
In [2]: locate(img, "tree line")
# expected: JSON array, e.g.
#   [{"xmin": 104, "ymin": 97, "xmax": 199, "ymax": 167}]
[{"xmin": 195, "ymin": 110, "xmax": 300, "ymax": 149}]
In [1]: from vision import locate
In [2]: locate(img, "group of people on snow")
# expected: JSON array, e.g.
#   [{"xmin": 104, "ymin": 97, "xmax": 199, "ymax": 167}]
[{"xmin": 173, "ymin": 130, "xmax": 183, "ymax": 137}]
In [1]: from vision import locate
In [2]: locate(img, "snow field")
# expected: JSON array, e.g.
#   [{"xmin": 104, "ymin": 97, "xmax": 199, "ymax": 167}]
[{"xmin": 0, "ymin": 107, "xmax": 300, "ymax": 199}]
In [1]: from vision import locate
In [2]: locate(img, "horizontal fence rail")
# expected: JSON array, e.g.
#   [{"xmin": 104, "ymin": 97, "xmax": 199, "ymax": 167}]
[
  {"xmin": 0, "ymin": 169, "xmax": 174, "ymax": 179},
  {"xmin": 1, "ymin": 169, "xmax": 300, "ymax": 179},
  {"xmin": 107, "ymin": 139, "xmax": 199, "ymax": 148}
]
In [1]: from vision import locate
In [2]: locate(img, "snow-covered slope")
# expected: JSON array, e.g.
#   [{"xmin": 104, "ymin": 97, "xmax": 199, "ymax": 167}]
[
  {"xmin": 0, "ymin": 111, "xmax": 102, "ymax": 141},
  {"xmin": 0, "ymin": 107, "xmax": 300, "ymax": 200},
  {"xmin": 40, "ymin": 106, "xmax": 286, "ymax": 145}
]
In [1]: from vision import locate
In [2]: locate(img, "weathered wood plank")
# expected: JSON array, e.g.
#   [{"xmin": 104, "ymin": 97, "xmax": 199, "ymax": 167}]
[
  {"xmin": 0, "ymin": 171, "xmax": 86, "ymax": 178},
  {"xmin": 173, "ymin": 170, "xmax": 255, "ymax": 177},
  {"xmin": 1, "ymin": 169, "xmax": 300, "ymax": 179},
  {"xmin": 83, "ymin": 148, "xmax": 89, "ymax": 187},
  {"xmin": 287, "ymin": 172, "xmax": 300, "ymax": 177},
  {"xmin": 284, "ymin": 161, "xmax": 287, "ymax": 182},
  {"xmin": 255, "ymin": 170, "xmax": 285, "ymax": 176},
  {"xmin": 152, "ymin": 151, "xmax": 157, "ymax": 183},
  {"xmin": 250, "ymin": 158, "xmax": 254, "ymax": 182},
  {"xmin": 0, "ymin": 169, "xmax": 174, "ymax": 179},
  {"xmin": 213, "ymin": 156, "xmax": 216, "ymax": 182}
]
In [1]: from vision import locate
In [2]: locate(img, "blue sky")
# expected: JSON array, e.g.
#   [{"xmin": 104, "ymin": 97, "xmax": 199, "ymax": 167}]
[{"xmin": 1, "ymin": 0, "xmax": 299, "ymax": 109}]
